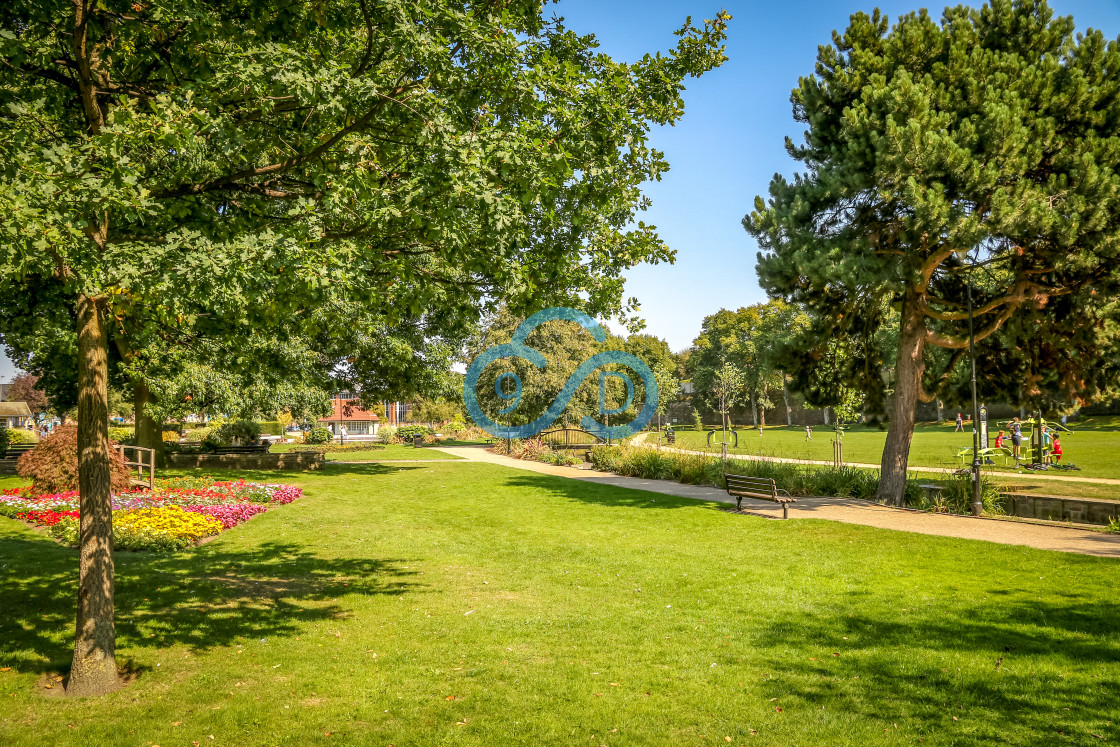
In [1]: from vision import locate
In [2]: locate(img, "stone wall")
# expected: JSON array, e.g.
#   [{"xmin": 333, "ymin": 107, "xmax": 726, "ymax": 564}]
[
  {"xmin": 1000, "ymin": 493, "xmax": 1120, "ymax": 526},
  {"xmin": 168, "ymin": 451, "xmax": 324, "ymax": 471}
]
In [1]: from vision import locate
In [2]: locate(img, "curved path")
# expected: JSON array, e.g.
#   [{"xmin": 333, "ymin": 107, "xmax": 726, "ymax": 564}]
[{"xmin": 433, "ymin": 445, "xmax": 1120, "ymax": 559}]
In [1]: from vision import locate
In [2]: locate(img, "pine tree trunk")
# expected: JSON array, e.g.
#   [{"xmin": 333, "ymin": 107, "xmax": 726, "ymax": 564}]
[
  {"xmin": 877, "ymin": 296, "xmax": 925, "ymax": 506},
  {"xmin": 782, "ymin": 375, "xmax": 792, "ymax": 426},
  {"xmin": 68, "ymin": 294, "xmax": 119, "ymax": 696}
]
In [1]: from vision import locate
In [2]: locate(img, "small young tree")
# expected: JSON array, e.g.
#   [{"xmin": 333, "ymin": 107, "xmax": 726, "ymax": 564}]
[{"xmin": 710, "ymin": 360, "xmax": 746, "ymax": 457}]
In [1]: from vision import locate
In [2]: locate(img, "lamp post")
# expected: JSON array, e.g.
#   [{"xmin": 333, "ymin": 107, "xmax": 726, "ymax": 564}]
[{"xmin": 966, "ymin": 261, "xmax": 983, "ymax": 516}]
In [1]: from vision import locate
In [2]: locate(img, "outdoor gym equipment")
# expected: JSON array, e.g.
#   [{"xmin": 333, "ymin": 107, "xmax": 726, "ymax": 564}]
[{"xmin": 707, "ymin": 429, "xmax": 738, "ymax": 448}]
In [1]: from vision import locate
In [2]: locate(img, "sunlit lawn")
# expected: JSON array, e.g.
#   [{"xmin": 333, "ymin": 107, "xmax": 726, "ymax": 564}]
[{"xmin": 1, "ymin": 461, "xmax": 1118, "ymax": 745}]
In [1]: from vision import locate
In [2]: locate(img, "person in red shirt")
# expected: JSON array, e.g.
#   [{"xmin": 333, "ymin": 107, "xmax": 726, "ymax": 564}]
[
  {"xmin": 1052, "ymin": 436, "xmax": 1063, "ymax": 462},
  {"xmin": 994, "ymin": 430, "xmax": 1005, "ymax": 449}
]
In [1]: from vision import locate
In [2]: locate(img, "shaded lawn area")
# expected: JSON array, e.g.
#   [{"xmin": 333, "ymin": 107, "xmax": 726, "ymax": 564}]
[
  {"xmin": 269, "ymin": 443, "xmax": 463, "ymax": 461},
  {"xmin": 1, "ymin": 462, "xmax": 1118, "ymax": 746},
  {"xmin": 670, "ymin": 424, "xmax": 1120, "ymax": 479}
]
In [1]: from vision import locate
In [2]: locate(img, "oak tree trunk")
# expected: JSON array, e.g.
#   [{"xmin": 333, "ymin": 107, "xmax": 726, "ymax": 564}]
[
  {"xmin": 877, "ymin": 294, "xmax": 926, "ymax": 506},
  {"xmin": 132, "ymin": 380, "xmax": 165, "ymax": 467},
  {"xmin": 822, "ymin": 408, "xmax": 829, "ymax": 425},
  {"xmin": 68, "ymin": 294, "xmax": 120, "ymax": 696},
  {"xmin": 750, "ymin": 393, "xmax": 758, "ymax": 427}
]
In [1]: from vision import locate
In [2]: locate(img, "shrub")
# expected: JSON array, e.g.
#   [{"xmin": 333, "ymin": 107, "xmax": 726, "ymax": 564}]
[
  {"xmin": 492, "ymin": 439, "xmax": 582, "ymax": 467},
  {"xmin": 6, "ymin": 428, "xmax": 38, "ymax": 444},
  {"xmin": 16, "ymin": 426, "xmax": 133, "ymax": 494},
  {"xmin": 213, "ymin": 420, "xmax": 261, "ymax": 445},
  {"xmin": 0, "ymin": 427, "xmax": 8, "ymax": 457},
  {"xmin": 396, "ymin": 424, "xmax": 431, "ymax": 440},
  {"xmin": 184, "ymin": 427, "xmax": 212, "ymax": 443},
  {"xmin": 1107, "ymin": 517, "xmax": 1120, "ymax": 534},
  {"xmin": 305, "ymin": 426, "xmax": 333, "ymax": 444},
  {"xmin": 691, "ymin": 410, "xmax": 704, "ymax": 431},
  {"xmin": 258, "ymin": 421, "xmax": 283, "ymax": 436},
  {"xmin": 443, "ymin": 420, "xmax": 465, "ymax": 435},
  {"xmin": 913, "ymin": 474, "xmax": 1004, "ymax": 515},
  {"xmin": 162, "ymin": 430, "xmax": 181, "ymax": 442},
  {"xmin": 108, "ymin": 426, "xmax": 135, "ymax": 444}
]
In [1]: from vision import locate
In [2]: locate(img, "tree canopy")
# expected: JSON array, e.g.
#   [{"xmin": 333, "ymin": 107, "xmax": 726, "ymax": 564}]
[
  {"xmin": 745, "ymin": 0, "xmax": 1120, "ymax": 502},
  {"xmin": 689, "ymin": 300, "xmax": 806, "ymax": 425},
  {"xmin": 0, "ymin": 0, "xmax": 729, "ymax": 695}
]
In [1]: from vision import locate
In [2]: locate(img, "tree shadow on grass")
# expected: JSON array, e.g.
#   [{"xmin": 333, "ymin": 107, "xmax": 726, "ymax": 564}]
[
  {"xmin": 0, "ymin": 529, "xmax": 422, "ymax": 675},
  {"xmin": 747, "ymin": 595, "xmax": 1120, "ymax": 743},
  {"xmin": 501, "ymin": 474, "xmax": 722, "ymax": 511}
]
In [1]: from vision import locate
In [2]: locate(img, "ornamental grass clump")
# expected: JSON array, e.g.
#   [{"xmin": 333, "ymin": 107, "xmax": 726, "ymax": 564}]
[{"xmin": 590, "ymin": 444, "xmax": 911, "ymax": 503}]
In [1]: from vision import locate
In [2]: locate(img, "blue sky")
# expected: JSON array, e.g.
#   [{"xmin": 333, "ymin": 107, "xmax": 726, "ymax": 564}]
[
  {"xmin": 553, "ymin": 0, "xmax": 1120, "ymax": 351},
  {"xmin": 3, "ymin": 0, "xmax": 1118, "ymax": 380}
]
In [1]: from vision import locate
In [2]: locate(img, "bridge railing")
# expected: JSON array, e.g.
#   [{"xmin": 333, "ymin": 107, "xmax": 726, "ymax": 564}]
[{"xmin": 538, "ymin": 428, "xmax": 606, "ymax": 449}]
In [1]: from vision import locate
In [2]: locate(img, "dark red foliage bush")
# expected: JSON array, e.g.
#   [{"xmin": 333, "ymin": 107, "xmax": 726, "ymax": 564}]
[{"xmin": 16, "ymin": 426, "xmax": 133, "ymax": 494}]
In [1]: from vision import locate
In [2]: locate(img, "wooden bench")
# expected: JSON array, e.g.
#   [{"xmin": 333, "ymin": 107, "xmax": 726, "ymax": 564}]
[
  {"xmin": 724, "ymin": 473, "xmax": 796, "ymax": 519},
  {"xmin": 213, "ymin": 444, "xmax": 270, "ymax": 454},
  {"xmin": 0, "ymin": 442, "xmax": 34, "ymax": 461}
]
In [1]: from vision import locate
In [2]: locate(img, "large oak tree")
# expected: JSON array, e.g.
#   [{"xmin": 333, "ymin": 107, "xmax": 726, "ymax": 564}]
[{"xmin": 0, "ymin": 0, "xmax": 728, "ymax": 694}]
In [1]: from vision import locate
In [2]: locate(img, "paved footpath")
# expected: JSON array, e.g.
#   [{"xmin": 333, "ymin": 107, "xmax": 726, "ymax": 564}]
[{"xmin": 434, "ymin": 446, "xmax": 1120, "ymax": 559}]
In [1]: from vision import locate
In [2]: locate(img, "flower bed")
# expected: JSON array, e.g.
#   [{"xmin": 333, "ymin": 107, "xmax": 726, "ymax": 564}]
[{"xmin": 0, "ymin": 478, "xmax": 303, "ymax": 552}]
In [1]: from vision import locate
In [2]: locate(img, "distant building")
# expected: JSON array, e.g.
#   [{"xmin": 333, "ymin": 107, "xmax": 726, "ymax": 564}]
[
  {"xmin": 382, "ymin": 400, "xmax": 412, "ymax": 425},
  {"xmin": 318, "ymin": 397, "xmax": 380, "ymax": 438},
  {"xmin": 0, "ymin": 401, "xmax": 32, "ymax": 429}
]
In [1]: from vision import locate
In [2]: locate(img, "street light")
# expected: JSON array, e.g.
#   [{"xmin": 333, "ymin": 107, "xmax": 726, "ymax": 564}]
[{"xmin": 966, "ymin": 258, "xmax": 983, "ymax": 516}]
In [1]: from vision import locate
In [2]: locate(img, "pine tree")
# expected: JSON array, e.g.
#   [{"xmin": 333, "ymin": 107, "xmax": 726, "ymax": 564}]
[{"xmin": 746, "ymin": 0, "xmax": 1120, "ymax": 503}]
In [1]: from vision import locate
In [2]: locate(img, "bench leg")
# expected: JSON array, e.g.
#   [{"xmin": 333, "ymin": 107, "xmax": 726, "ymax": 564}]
[
  {"xmin": 736, "ymin": 497, "xmax": 742, "ymax": 511},
  {"xmin": 782, "ymin": 502, "xmax": 788, "ymax": 520}
]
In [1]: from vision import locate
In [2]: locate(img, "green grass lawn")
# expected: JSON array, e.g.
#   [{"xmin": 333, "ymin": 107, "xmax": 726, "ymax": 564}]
[
  {"xmin": 668, "ymin": 424, "xmax": 1120, "ymax": 479},
  {"xmin": 2, "ymin": 462, "xmax": 1119, "ymax": 745},
  {"xmin": 269, "ymin": 443, "xmax": 463, "ymax": 461}
]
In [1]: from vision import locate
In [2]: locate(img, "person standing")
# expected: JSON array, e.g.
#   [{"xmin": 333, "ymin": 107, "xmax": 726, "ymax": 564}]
[
  {"xmin": 955, "ymin": 412, "xmax": 964, "ymax": 432},
  {"xmin": 1010, "ymin": 417, "xmax": 1023, "ymax": 462},
  {"xmin": 805, "ymin": 424, "xmax": 813, "ymax": 441}
]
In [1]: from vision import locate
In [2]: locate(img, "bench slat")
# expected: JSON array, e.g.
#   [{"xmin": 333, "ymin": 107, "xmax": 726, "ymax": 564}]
[{"xmin": 724, "ymin": 472, "xmax": 796, "ymax": 519}]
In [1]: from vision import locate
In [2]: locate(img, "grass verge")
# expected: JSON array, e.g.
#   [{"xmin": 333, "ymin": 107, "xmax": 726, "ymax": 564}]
[{"xmin": 1, "ymin": 461, "xmax": 1118, "ymax": 745}]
